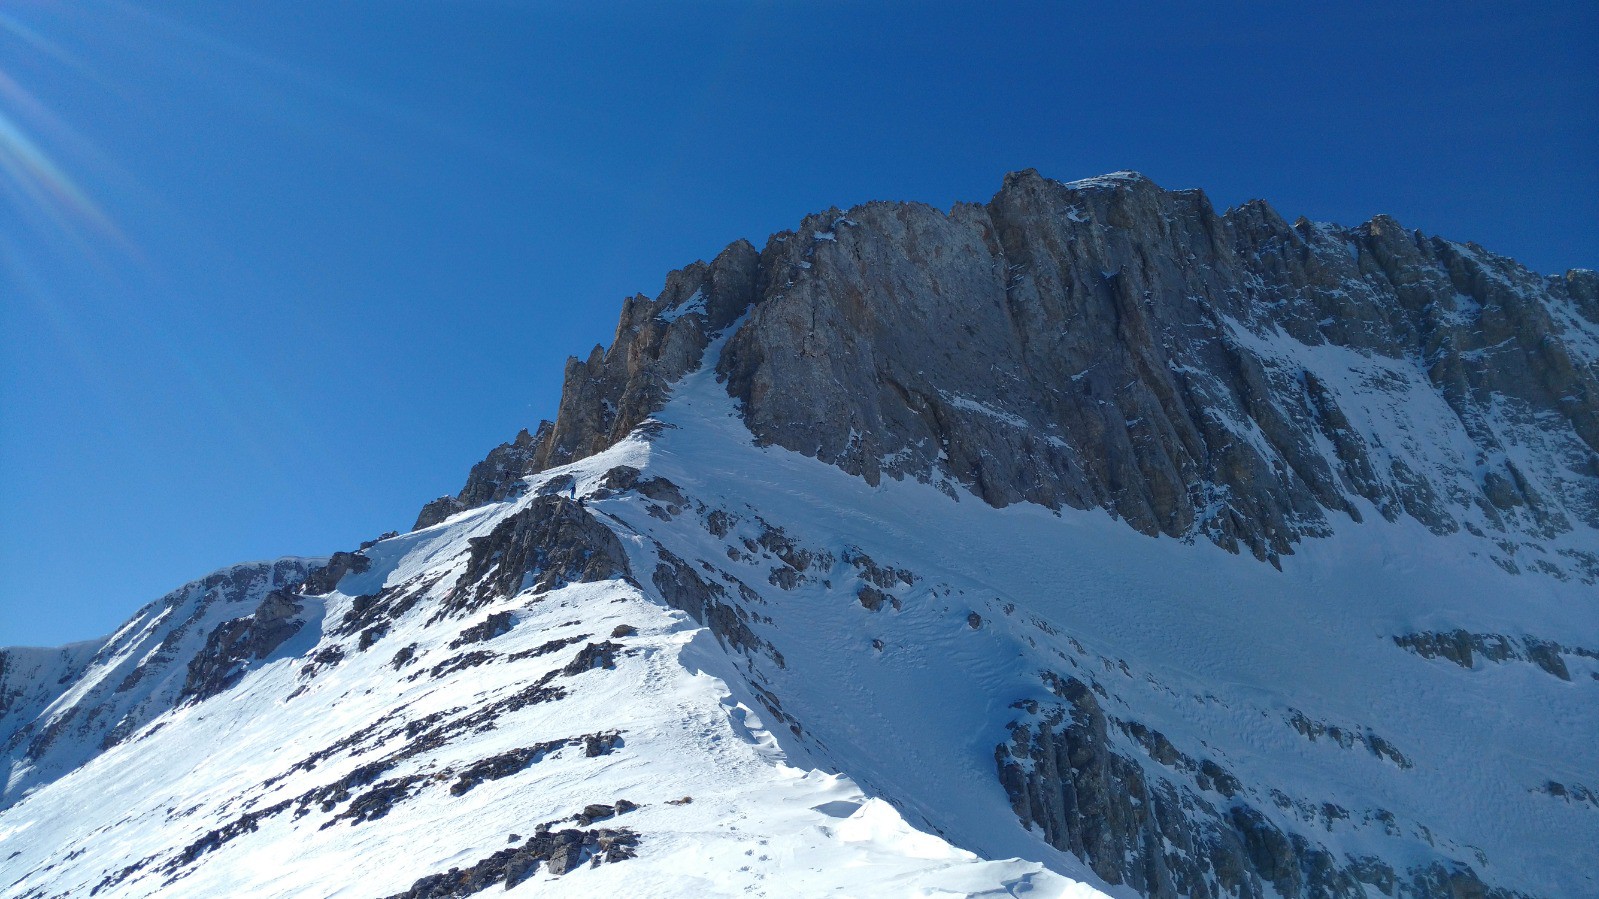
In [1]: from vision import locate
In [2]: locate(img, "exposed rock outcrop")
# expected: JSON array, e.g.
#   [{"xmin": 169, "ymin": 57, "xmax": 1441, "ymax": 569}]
[
  {"xmin": 179, "ymin": 589, "xmax": 309, "ymax": 704},
  {"xmin": 300, "ymin": 551, "xmax": 370, "ymax": 597},
  {"xmin": 449, "ymin": 611, "xmax": 515, "ymax": 649},
  {"xmin": 448, "ymin": 732, "xmax": 622, "ymax": 796},
  {"xmin": 442, "ymin": 495, "xmax": 632, "ymax": 617},
  {"xmin": 651, "ymin": 545, "xmax": 769, "ymax": 662},
  {"xmin": 413, "ymin": 239, "xmax": 762, "ymax": 530},
  {"xmin": 382, "ymin": 825, "xmax": 640, "ymax": 898},
  {"xmin": 996, "ymin": 675, "xmax": 1519, "ymax": 899},
  {"xmin": 717, "ymin": 171, "xmax": 1597, "ymax": 566},
  {"xmin": 414, "ymin": 427, "xmax": 544, "ymax": 530},
  {"xmin": 1393, "ymin": 630, "xmax": 1594, "ymax": 681}
]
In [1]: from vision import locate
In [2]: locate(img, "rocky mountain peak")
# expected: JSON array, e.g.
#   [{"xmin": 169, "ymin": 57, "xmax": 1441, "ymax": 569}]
[
  {"xmin": 420, "ymin": 169, "xmax": 1597, "ymax": 575},
  {"xmin": 4, "ymin": 169, "xmax": 1595, "ymax": 899}
]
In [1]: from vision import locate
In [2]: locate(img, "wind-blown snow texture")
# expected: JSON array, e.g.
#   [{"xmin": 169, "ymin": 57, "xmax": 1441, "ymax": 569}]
[{"xmin": 2, "ymin": 171, "xmax": 1595, "ymax": 899}]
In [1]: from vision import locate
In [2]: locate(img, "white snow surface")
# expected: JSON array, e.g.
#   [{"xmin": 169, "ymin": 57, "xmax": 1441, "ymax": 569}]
[
  {"xmin": 2, "ymin": 327, "xmax": 1596, "ymax": 897},
  {"xmin": 658, "ymin": 288, "xmax": 707, "ymax": 322}
]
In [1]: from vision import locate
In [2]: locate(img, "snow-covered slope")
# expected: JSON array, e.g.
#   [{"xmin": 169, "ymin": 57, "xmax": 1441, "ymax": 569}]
[
  {"xmin": 2, "ymin": 171, "xmax": 1595, "ymax": 899},
  {"xmin": 1, "ymin": 559, "xmax": 318, "ymax": 807},
  {"xmin": 0, "ymin": 430, "xmax": 1087, "ymax": 899}
]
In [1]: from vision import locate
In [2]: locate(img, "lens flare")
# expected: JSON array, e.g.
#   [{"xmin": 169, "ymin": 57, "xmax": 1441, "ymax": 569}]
[
  {"xmin": 0, "ymin": 13, "xmax": 127, "ymax": 253},
  {"xmin": 0, "ymin": 100, "xmax": 117, "ymax": 241}
]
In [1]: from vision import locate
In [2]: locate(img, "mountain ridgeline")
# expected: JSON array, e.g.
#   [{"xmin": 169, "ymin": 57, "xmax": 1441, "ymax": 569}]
[
  {"xmin": 3, "ymin": 171, "xmax": 1595, "ymax": 899},
  {"xmin": 421, "ymin": 169, "xmax": 1598, "ymax": 574}
]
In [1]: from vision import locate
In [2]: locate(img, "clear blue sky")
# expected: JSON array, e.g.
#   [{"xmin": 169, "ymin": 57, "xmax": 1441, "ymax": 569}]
[{"xmin": 2, "ymin": 2, "xmax": 1595, "ymax": 646}]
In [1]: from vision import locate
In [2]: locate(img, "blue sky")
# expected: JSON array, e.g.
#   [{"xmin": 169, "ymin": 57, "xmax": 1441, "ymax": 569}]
[{"xmin": 2, "ymin": 1, "xmax": 1595, "ymax": 646}]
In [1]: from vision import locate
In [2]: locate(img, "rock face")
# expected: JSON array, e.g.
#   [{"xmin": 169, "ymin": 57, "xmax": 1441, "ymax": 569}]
[
  {"xmin": 415, "ymin": 429, "xmax": 543, "ymax": 530},
  {"xmin": 422, "ymin": 170, "xmax": 1597, "ymax": 576},
  {"xmin": 414, "ymin": 239, "xmax": 763, "ymax": 531},
  {"xmin": 716, "ymin": 171, "xmax": 1596, "ymax": 565},
  {"xmin": 300, "ymin": 551, "xmax": 371, "ymax": 596}
]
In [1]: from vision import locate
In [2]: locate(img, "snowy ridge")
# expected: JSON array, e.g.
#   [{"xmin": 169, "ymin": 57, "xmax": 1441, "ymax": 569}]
[
  {"xmin": 0, "ymin": 433, "xmax": 1085, "ymax": 898},
  {"xmin": 1, "ymin": 558, "xmax": 319, "ymax": 808}
]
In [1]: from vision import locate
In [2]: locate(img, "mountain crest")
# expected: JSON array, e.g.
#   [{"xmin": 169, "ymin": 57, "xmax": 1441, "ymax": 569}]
[{"xmin": 419, "ymin": 170, "xmax": 1598, "ymax": 575}]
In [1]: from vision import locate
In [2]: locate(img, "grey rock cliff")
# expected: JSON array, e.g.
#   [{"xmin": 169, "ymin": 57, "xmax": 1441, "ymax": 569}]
[
  {"xmin": 420, "ymin": 169, "xmax": 1597, "ymax": 575},
  {"xmin": 178, "ymin": 589, "xmax": 309, "ymax": 704},
  {"xmin": 414, "ymin": 239, "xmax": 762, "ymax": 531},
  {"xmin": 718, "ymin": 171, "xmax": 1596, "ymax": 566}
]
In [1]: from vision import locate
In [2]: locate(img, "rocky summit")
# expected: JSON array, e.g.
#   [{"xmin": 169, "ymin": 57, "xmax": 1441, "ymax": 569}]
[{"xmin": 3, "ymin": 171, "xmax": 1595, "ymax": 899}]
